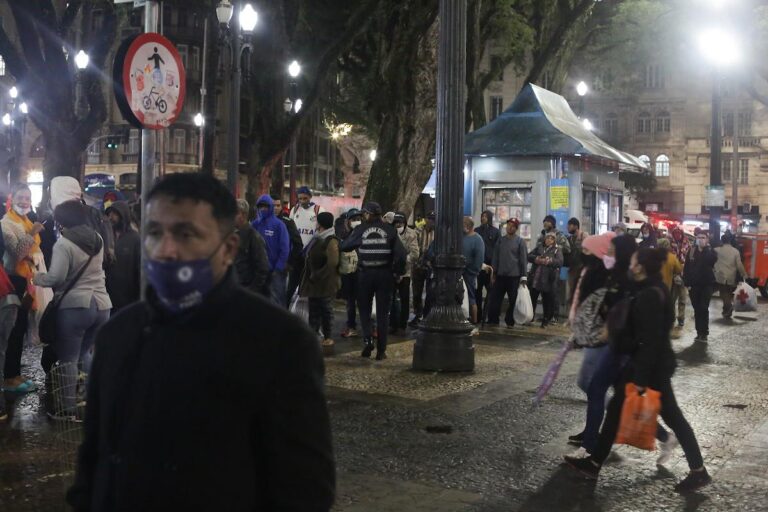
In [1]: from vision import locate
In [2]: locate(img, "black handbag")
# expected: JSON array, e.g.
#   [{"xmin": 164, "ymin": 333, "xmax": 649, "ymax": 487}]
[{"xmin": 38, "ymin": 254, "xmax": 95, "ymax": 347}]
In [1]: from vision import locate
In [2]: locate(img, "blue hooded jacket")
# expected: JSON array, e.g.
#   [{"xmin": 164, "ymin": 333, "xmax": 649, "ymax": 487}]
[{"xmin": 251, "ymin": 194, "xmax": 290, "ymax": 272}]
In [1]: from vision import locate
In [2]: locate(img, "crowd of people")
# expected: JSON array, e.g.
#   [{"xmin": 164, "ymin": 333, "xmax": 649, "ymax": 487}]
[{"xmin": 0, "ymin": 170, "xmax": 755, "ymax": 504}]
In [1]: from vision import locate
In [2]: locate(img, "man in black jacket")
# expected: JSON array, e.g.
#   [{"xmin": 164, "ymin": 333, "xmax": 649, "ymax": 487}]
[
  {"xmin": 272, "ymin": 194, "xmax": 303, "ymax": 305},
  {"xmin": 105, "ymin": 201, "xmax": 141, "ymax": 311},
  {"xmin": 474, "ymin": 210, "xmax": 499, "ymax": 322},
  {"xmin": 683, "ymin": 231, "xmax": 718, "ymax": 342},
  {"xmin": 341, "ymin": 202, "xmax": 406, "ymax": 360},
  {"xmin": 67, "ymin": 173, "xmax": 335, "ymax": 512},
  {"xmin": 234, "ymin": 198, "xmax": 270, "ymax": 295}
]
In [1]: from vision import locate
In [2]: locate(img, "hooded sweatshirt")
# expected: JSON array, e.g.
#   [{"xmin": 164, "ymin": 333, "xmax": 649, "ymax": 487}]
[
  {"xmin": 251, "ymin": 194, "xmax": 290, "ymax": 272},
  {"xmin": 33, "ymin": 225, "xmax": 111, "ymax": 310},
  {"xmin": 474, "ymin": 210, "xmax": 500, "ymax": 265},
  {"xmin": 105, "ymin": 201, "xmax": 141, "ymax": 310}
]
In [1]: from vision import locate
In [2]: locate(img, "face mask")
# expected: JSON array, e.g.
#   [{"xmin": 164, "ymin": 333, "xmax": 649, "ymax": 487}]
[
  {"xmin": 13, "ymin": 205, "xmax": 31, "ymax": 217},
  {"xmin": 350, "ymin": 220, "xmax": 361, "ymax": 228},
  {"xmin": 603, "ymin": 255, "xmax": 616, "ymax": 270},
  {"xmin": 145, "ymin": 242, "xmax": 225, "ymax": 314}
]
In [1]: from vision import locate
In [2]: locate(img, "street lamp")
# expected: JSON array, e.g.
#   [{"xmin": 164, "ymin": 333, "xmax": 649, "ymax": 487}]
[
  {"xmin": 193, "ymin": 112, "xmax": 205, "ymax": 127},
  {"xmin": 582, "ymin": 118, "xmax": 593, "ymax": 131},
  {"xmin": 288, "ymin": 60, "xmax": 301, "ymax": 78},
  {"xmin": 413, "ymin": 0, "xmax": 474, "ymax": 372},
  {"xmin": 74, "ymin": 50, "xmax": 90, "ymax": 70},
  {"xmin": 576, "ymin": 81, "xmax": 588, "ymax": 97},
  {"xmin": 217, "ymin": 0, "xmax": 257, "ymax": 194},
  {"xmin": 293, "ymin": 98, "xmax": 303, "ymax": 113},
  {"xmin": 8, "ymin": 86, "xmax": 18, "ymax": 99},
  {"xmin": 369, "ymin": 149, "xmax": 377, "ymax": 162},
  {"xmin": 1, "ymin": 114, "xmax": 10, "ymax": 126},
  {"xmin": 697, "ymin": 26, "xmax": 741, "ymax": 239},
  {"xmin": 19, "ymin": 103, "xmax": 28, "ymax": 115}
]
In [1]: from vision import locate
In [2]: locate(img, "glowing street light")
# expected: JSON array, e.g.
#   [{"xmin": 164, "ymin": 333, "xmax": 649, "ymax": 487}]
[
  {"xmin": 288, "ymin": 60, "xmax": 301, "ymax": 78},
  {"xmin": 370, "ymin": 149, "xmax": 377, "ymax": 162},
  {"xmin": 216, "ymin": 0, "xmax": 234, "ymax": 26},
  {"xmin": 582, "ymin": 118, "xmax": 593, "ymax": 131},
  {"xmin": 2, "ymin": 114, "xmax": 11, "ymax": 126},
  {"xmin": 293, "ymin": 98, "xmax": 303, "ymax": 113},
  {"xmin": 697, "ymin": 28, "xmax": 742, "ymax": 68},
  {"xmin": 19, "ymin": 102, "xmax": 28, "ymax": 115},
  {"xmin": 193, "ymin": 112, "xmax": 205, "ymax": 127},
  {"xmin": 9, "ymin": 86, "xmax": 18, "ymax": 99},
  {"xmin": 239, "ymin": 4, "xmax": 258, "ymax": 33},
  {"xmin": 75, "ymin": 50, "xmax": 90, "ymax": 70},
  {"xmin": 576, "ymin": 81, "xmax": 588, "ymax": 97}
]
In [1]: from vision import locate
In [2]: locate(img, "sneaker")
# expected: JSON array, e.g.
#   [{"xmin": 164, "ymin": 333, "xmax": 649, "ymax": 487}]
[
  {"xmin": 674, "ymin": 468, "xmax": 711, "ymax": 493},
  {"xmin": 2, "ymin": 380, "xmax": 35, "ymax": 394},
  {"xmin": 657, "ymin": 432, "xmax": 679, "ymax": 466},
  {"xmin": 340, "ymin": 328, "xmax": 358, "ymax": 338},
  {"xmin": 694, "ymin": 335, "xmax": 708, "ymax": 342},
  {"xmin": 568, "ymin": 431, "xmax": 585, "ymax": 445},
  {"xmin": 46, "ymin": 411, "xmax": 83, "ymax": 423},
  {"xmin": 470, "ymin": 327, "xmax": 480, "ymax": 336},
  {"xmin": 321, "ymin": 339, "xmax": 336, "ymax": 357},
  {"xmin": 375, "ymin": 351, "xmax": 387, "ymax": 361},
  {"xmin": 563, "ymin": 455, "xmax": 601, "ymax": 480},
  {"xmin": 568, "ymin": 446, "xmax": 591, "ymax": 459},
  {"xmin": 361, "ymin": 337, "xmax": 374, "ymax": 358}
]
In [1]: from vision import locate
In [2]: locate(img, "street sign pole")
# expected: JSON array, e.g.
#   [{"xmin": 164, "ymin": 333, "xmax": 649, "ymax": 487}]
[{"xmin": 140, "ymin": 0, "xmax": 159, "ymax": 299}]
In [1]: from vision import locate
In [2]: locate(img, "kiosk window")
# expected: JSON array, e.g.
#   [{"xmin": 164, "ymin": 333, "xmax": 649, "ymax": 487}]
[{"xmin": 483, "ymin": 187, "xmax": 532, "ymax": 240}]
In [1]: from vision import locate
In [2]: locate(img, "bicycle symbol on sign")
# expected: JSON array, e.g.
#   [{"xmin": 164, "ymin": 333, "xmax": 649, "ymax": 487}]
[{"xmin": 142, "ymin": 86, "xmax": 167, "ymax": 114}]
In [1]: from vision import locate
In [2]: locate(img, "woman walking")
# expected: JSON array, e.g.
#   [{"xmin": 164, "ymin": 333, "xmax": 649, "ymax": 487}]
[
  {"xmin": 33, "ymin": 201, "xmax": 111, "ymax": 421},
  {"xmin": 566, "ymin": 248, "xmax": 711, "ymax": 493}
]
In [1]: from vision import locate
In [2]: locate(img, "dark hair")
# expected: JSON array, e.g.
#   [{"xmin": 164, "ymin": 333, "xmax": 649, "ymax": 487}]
[
  {"xmin": 54, "ymin": 200, "xmax": 89, "ymax": 228},
  {"xmin": 636, "ymin": 247, "xmax": 667, "ymax": 277},
  {"xmin": 270, "ymin": 194, "xmax": 281, "ymax": 202},
  {"xmin": 568, "ymin": 217, "xmax": 580, "ymax": 228},
  {"xmin": 147, "ymin": 173, "xmax": 237, "ymax": 233},
  {"xmin": 576, "ymin": 253, "xmax": 609, "ymax": 305},
  {"xmin": 609, "ymin": 233, "xmax": 638, "ymax": 287}
]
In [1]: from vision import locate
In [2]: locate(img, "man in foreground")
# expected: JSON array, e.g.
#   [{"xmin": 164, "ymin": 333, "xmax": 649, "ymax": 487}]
[{"xmin": 67, "ymin": 173, "xmax": 335, "ymax": 511}]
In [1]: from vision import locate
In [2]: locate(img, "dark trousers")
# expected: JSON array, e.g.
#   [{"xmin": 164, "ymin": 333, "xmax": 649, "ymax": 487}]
[
  {"xmin": 308, "ymin": 297, "xmax": 334, "ymax": 340},
  {"xmin": 389, "ymin": 277, "xmax": 411, "ymax": 330},
  {"xmin": 689, "ymin": 285, "xmax": 713, "ymax": 337},
  {"xmin": 4, "ymin": 307, "xmax": 27, "ymax": 379},
  {"xmin": 542, "ymin": 291, "xmax": 556, "ymax": 322},
  {"xmin": 529, "ymin": 287, "xmax": 540, "ymax": 318},
  {"xmin": 486, "ymin": 276, "xmax": 521, "ymax": 325},
  {"xmin": 358, "ymin": 268, "xmax": 394, "ymax": 353},
  {"xmin": 592, "ymin": 370, "xmax": 704, "ymax": 470},
  {"xmin": 341, "ymin": 272, "xmax": 358, "ymax": 329},
  {"xmin": 286, "ymin": 258, "xmax": 305, "ymax": 307},
  {"xmin": 412, "ymin": 267, "xmax": 429, "ymax": 319},
  {"xmin": 476, "ymin": 269, "xmax": 493, "ymax": 322}
]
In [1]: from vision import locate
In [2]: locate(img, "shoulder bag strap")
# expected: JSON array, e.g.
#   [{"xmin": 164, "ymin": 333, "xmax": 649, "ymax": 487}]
[{"xmin": 56, "ymin": 253, "xmax": 96, "ymax": 302}]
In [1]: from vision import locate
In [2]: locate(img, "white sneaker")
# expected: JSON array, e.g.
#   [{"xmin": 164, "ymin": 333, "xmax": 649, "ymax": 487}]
[
  {"xmin": 657, "ymin": 432, "xmax": 679, "ymax": 465},
  {"xmin": 568, "ymin": 446, "xmax": 590, "ymax": 458},
  {"xmin": 470, "ymin": 327, "xmax": 480, "ymax": 336}
]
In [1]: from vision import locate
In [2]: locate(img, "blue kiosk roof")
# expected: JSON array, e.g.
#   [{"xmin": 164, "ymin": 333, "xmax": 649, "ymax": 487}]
[{"xmin": 465, "ymin": 84, "xmax": 648, "ymax": 172}]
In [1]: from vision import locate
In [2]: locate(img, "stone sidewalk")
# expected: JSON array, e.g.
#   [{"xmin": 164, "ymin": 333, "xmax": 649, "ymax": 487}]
[{"xmin": 327, "ymin": 297, "xmax": 768, "ymax": 512}]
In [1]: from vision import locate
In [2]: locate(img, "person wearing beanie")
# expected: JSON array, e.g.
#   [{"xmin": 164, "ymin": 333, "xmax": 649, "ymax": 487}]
[
  {"xmin": 300, "ymin": 211, "xmax": 340, "ymax": 355},
  {"xmin": 475, "ymin": 210, "xmax": 500, "ymax": 323},
  {"xmin": 566, "ymin": 217, "xmax": 587, "ymax": 311},
  {"xmin": 341, "ymin": 201, "xmax": 407, "ymax": 360},
  {"xmin": 529, "ymin": 231, "xmax": 564, "ymax": 327},
  {"xmin": 530, "ymin": 213, "xmax": 571, "ymax": 324},
  {"xmin": 288, "ymin": 186, "xmax": 325, "ymax": 306}
]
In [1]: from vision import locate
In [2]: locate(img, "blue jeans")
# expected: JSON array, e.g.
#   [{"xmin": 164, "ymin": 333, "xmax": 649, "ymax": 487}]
[
  {"xmin": 0, "ymin": 304, "xmax": 19, "ymax": 408},
  {"xmin": 582, "ymin": 346, "xmax": 668, "ymax": 453},
  {"xmin": 55, "ymin": 299, "xmax": 109, "ymax": 412},
  {"xmin": 269, "ymin": 270, "xmax": 288, "ymax": 308},
  {"xmin": 577, "ymin": 345, "xmax": 609, "ymax": 393}
]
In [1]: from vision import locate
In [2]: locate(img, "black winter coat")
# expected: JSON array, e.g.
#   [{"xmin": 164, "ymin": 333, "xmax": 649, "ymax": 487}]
[
  {"xmin": 683, "ymin": 246, "xmax": 717, "ymax": 287},
  {"xmin": 629, "ymin": 278, "xmax": 676, "ymax": 388},
  {"xmin": 105, "ymin": 202, "xmax": 140, "ymax": 311},
  {"xmin": 235, "ymin": 225, "xmax": 270, "ymax": 294},
  {"xmin": 67, "ymin": 272, "xmax": 335, "ymax": 512}
]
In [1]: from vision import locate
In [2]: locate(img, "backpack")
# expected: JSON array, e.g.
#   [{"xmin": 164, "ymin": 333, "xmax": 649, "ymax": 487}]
[
  {"xmin": 607, "ymin": 286, "xmax": 666, "ymax": 354},
  {"xmin": 339, "ymin": 250, "xmax": 358, "ymax": 275},
  {"xmin": 570, "ymin": 288, "xmax": 608, "ymax": 347}
]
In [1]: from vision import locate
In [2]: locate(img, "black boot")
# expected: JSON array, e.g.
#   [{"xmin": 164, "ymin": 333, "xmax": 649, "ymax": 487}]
[{"xmin": 361, "ymin": 337, "xmax": 374, "ymax": 358}]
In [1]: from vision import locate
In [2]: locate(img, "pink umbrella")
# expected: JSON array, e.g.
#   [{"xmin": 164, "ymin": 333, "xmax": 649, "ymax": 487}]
[{"xmin": 532, "ymin": 339, "xmax": 573, "ymax": 407}]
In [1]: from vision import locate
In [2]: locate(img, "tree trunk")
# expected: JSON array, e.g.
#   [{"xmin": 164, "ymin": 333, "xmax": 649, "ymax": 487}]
[{"xmin": 42, "ymin": 126, "xmax": 86, "ymax": 183}]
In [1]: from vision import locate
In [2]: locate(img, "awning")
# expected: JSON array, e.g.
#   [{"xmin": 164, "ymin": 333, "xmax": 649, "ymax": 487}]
[{"xmin": 465, "ymin": 84, "xmax": 648, "ymax": 172}]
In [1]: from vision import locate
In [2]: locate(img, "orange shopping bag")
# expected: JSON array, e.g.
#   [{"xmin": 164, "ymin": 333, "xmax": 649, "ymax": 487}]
[{"xmin": 615, "ymin": 383, "xmax": 661, "ymax": 451}]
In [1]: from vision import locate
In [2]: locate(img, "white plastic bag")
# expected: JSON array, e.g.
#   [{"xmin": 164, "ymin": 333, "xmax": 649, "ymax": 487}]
[
  {"xmin": 289, "ymin": 292, "xmax": 310, "ymax": 322},
  {"xmin": 733, "ymin": 282, "xmax": 758, "ymax": 312},
  {"xmin": 27, "ymin": 253, "xmax": 53, "ymax": 346},
  {"xmin": 514, "ymin": 284, "xmax": 534, "ymax": 325},
  {"xmin": 460, "ymin": 279, "xmax": 470, "ymax": 319}
]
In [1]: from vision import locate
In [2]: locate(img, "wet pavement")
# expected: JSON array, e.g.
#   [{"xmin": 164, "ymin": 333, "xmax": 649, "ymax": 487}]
[{"xmin": 2, "ymin": 294, "xmax": 768, "ymax": 511}]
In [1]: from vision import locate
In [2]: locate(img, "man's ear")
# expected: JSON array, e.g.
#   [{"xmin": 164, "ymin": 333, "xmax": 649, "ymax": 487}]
[{"xmin": 223, "ymin": 231, "xmax": 240, "ymax": 266}]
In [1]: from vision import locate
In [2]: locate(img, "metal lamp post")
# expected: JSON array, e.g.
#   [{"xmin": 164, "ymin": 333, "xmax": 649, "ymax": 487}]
[
  {"xmin": 413, "ymin": 0, "xmax": 474, "ymax": 372},
  {"xmin": 286, "ymin": 60, "xmax": 302, "ymax": 205},
  {"xmin": 74, "ymin": 50, "xmax": 89, "ymax": 119},
  {"xmin": 697, "ymin": 27, "xmax": 741, "ymax": 240},
  {"xmin": 576, "ymin": 80, "xmax": 588, "ymax": 117},
  {"xmin": 217, "ymin": 0, "xmax": 257, "ymax": 195},
  {"xmin": 3, "ymin": 87, "xmax": 28, "ymax": 185}
]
